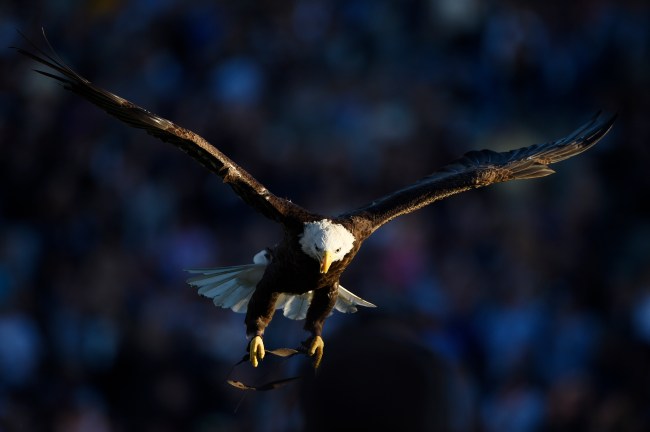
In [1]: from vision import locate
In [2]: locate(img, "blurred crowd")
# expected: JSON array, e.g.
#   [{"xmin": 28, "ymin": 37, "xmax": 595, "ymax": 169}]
[{"xmin": 1, "ymin": 0, "xmax": 649, "ymax": 430}]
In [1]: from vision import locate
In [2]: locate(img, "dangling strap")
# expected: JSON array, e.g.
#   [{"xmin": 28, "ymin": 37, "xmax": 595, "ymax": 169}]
[{"xmin": 226, "ymin": 347, "xmax": 308, "ymax": 391}]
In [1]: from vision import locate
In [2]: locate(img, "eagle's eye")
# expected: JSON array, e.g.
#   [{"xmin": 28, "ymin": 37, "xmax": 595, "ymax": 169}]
[{"xmin": 335, "ymin": 247, "xmax": 341, "ymax": 253}]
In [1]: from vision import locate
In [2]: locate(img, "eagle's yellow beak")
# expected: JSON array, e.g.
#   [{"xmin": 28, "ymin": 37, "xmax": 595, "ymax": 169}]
[{"xmin": 319, "ymin": 251, "xmax": 332, "ymax": 274}]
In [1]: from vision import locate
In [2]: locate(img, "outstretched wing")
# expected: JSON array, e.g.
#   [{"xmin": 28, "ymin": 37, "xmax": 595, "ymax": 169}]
[
  {"xmin": 343, "ymin": 112, "xmax": 616, "ymax": 232},
  {"xmin": 15, "ymin": 31, "xmax": 310, "ymax": 224}
]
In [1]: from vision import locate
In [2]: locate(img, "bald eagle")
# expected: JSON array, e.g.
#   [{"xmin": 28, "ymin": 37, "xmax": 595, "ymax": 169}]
[{"xmin": 17, "ymin": 35, "xmax": 615, "ymax": 369}]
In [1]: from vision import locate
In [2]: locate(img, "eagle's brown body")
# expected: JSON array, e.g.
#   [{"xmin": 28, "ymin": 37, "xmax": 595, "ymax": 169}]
[{"xmin": 247, "ymin": 216, "xmax": 371, "ymax": 339}]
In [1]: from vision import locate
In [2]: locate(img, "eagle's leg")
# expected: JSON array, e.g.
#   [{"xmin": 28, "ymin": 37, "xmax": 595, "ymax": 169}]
[
  {"xmin": 248, "ymin": 335, "xmax": 265, "ymax": 368},
  {"xmin": 305, "ymin": 335, "xmax": 324, "ymax": 369},
  {"xmin": 245, "ymin": 286, "xmax": 280, "ymax": 367},
  {"xmin": 303, "ymin": 284, "xmax": 338, "ymax": 369}
]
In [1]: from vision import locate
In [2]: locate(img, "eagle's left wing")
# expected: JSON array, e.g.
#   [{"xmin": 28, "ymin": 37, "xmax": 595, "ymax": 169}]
[
  {"xmin": 342, "ymin": 112, "xmax": 616, "ymax": 232},
  {"xmin": 15, "ymin": 32, "xmax": 310, "ymax": 225}
]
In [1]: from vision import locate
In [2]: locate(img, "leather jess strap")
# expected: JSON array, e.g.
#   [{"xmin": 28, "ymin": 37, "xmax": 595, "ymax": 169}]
[{"xmin": 226, "ymin": 347, "xmax": 306, "ymax": 391}]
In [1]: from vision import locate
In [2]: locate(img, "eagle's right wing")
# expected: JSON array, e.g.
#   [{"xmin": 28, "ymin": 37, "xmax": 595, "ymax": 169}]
[
  {"xmin": 16, "ymin": 31, "xmax": 311, "ymax": 225},
  {"xmin": 343, "ymin": 112, "xmax": 616, "ymax": 232}
]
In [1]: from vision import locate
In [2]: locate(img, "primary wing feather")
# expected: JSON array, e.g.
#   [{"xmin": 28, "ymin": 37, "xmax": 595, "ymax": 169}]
[
  {"xmin": 16, "ymin": 31, "xmax": 309, "ymax": 224},
  {"xmin": 344, "ymin": 112, "xmax": 616, "ymax": 231}
]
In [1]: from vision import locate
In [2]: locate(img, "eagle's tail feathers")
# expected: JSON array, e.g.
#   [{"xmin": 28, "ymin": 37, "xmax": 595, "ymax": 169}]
[
  {"xmin": 335, "ymin": 285, "xmax": 378, "ymax": 312},
  {"xmin": 186, "ymin": 264, "xmax": 263, "ymax": 313},
  {"xmin": 280, "ymin": 293, "xmax": 313, "ymax": 320},
  {"xmin": 221, "ymin": 285, "xmax": 255, "ymax": 309},
  {"xmin": 186, "ymin": 263, "xmax": 375, "ymax": 319},
  {"xmin": 202, "ymin": 278, "xmax": 239, "ymax": 300}
]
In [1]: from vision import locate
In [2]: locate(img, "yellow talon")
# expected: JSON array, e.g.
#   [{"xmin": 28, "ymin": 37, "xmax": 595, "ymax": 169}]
[
  {"xmin": 308, "ymin": 336, "xmax": 325, "ymax": 369},
  {"xmin": 249, "ymin": 336, "xmax": 265, "ymax": 368}
]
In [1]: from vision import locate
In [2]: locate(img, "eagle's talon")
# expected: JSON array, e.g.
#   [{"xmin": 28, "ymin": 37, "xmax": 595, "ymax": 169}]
[
  {"xmin": 249, "ymin": 335, "xmax": 265, "ymax": 368},
  {"xmin": 306, "ymin": 336, "xmax": 324, "ymax": 369}
]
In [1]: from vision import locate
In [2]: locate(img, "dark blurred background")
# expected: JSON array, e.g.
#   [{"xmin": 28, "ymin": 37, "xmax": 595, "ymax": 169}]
[{"xmin": 1, "ymin": 0, "xmax": 649, "ymax": 431}]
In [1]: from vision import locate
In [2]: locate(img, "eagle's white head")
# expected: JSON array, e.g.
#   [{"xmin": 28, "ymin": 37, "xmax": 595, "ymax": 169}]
[{"xmin": 299, "ymin": 219, "xmax": 355, "ymax": 274}]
